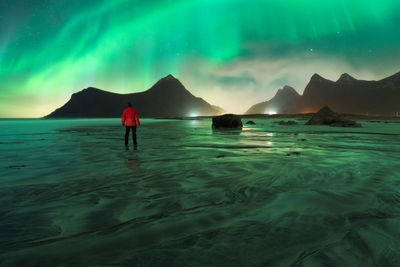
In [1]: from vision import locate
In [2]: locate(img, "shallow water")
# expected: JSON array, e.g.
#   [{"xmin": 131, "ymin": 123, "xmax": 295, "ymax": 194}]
[{"xmin": 1, "ymin": 118, "xmax": 400, "ymax": 266}]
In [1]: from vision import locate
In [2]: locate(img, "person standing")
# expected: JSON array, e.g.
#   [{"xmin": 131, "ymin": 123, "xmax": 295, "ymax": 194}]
[{"xmin": 121, "ymin": 102, "xmax": 140, "ymax": 147}]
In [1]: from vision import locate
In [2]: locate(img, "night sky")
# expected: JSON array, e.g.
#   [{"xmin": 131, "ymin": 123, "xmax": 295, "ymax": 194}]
[{"xmin": 1, "ymin": 0, "xmax": 400, "ymax": 118}]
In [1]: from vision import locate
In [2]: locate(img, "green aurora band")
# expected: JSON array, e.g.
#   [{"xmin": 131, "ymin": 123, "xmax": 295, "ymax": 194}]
[{"xmin": 1, "ymin": 0, "xmax": 400, "ymax": 117}]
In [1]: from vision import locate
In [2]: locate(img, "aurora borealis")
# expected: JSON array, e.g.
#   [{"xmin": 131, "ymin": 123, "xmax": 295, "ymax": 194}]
[{"xmin": 1, "ymin": 0, "xmax": 400, "ymax": 118}]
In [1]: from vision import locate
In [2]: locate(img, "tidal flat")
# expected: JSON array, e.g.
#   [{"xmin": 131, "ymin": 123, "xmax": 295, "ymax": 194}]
[{"xmin": 1, "ymin": 118, "xmax": 400, "ymax": 266}]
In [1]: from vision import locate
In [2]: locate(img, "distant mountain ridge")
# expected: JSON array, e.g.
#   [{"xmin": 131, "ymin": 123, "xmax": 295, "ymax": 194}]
[
  {"xmin": 246, "ymin": 85, "xmax": 301, "ymax": 115},
  {"xmin": 46, "ymin": 75, "xmax": 224, "ymax": 118},
  {"xmin": 246, "ymin": 72, "xmax": 400, "ymax": 115}
]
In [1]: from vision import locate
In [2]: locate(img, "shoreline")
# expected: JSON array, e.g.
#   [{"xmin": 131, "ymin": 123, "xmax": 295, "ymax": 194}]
[
  {"xmin": 160, "ymin": 113, "xmax": 400, "ymax": 121},
  {"xmin": 1, "ymin": 113, "xmax": 400, "ymax": 121}
]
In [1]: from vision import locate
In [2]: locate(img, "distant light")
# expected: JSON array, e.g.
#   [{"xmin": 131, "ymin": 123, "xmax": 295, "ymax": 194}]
[
  {"xmin": 190, "ymin": 120, "xmax": 199, "ymax": 126},
  {"xmin": 309, "ymin": 48, "xmax": 313, "ymax": 52},
  {"xmin": 264, "ymin": 110, "xmax": 277, "ymax": 115},
  {"xmin": 188, "ymin": 112, "xmax": 198, "ymax": 117}
]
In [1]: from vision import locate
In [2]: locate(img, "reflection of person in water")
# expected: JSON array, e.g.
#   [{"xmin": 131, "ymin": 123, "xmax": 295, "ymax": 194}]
[
  {"xmin": 121, "ymin": 102, "xmax": 140, "ymax": 147},
  {"xmin": 125, "ymin": 157, "xmax": 141, "ymax": 171}
]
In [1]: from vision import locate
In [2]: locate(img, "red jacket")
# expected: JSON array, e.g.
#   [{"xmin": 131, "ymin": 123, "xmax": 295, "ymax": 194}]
[{"xmin": 121, "ymin": 107, "xmax": 140, "ymax": 126}]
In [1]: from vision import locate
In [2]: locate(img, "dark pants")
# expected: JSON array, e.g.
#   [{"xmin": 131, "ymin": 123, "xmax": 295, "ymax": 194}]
[{"xmin": 125, "ymin": 126, "xmax": 137, "ymax": 146}]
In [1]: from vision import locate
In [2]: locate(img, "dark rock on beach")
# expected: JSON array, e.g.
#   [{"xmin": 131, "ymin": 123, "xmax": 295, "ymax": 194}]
[
  {"xmin": 246, "ymin": 121, "xmax": 256, "ymax": 125},
  {"xmin": 286, "ymin": 152, "xmax": 301, "ymax": 156},
  {"xmin": 306, "ymin": 106, "xmax": 361, "ymax": 127},
  {"xmin": 212, "ymin": 114, "xmax": 243, "ymax": 129},
  {"xmin": 330, "ymin": 121, "xmax": 362, "ymax": 127},
  {"xmin": 7, "ymin": 165, "xmax": 27, "ymax": 169},
  {"xmin": 277, "ymin": 120, "xmax": 298, "ymax": 126}
]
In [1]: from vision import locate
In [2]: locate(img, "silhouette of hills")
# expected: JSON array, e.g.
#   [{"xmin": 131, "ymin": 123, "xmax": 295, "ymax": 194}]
[
  {"xmin": 246, "ymin": 85, "xmax": 301, "ymax": 115},
  {"xmin": 46, "ymin": 74, "xmax": 224, "ymax": 118},
  {"xmin": 246, "ymin": 72, "xmax": 400, "ymax": 115}
]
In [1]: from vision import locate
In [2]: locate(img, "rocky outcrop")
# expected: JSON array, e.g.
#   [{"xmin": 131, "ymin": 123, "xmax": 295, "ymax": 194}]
[
  {"xmin": 306, "ymin": 106, "xmax": 361, "ymax": 127},
  {"xmin": 212, "ymin": 114, "xmax": 243, "ymax": 129}
]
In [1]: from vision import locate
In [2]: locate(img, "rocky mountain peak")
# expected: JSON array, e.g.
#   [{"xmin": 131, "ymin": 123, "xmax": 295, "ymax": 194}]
[
  {"xmin": 337, "ymin": 73, "xmax": 356, "ymax": 82},
  {"xmin": 163, "ymin": 74, "xmax": 176, "ymax": 80},
  {"xmin": 275, "ymin": 85, "xmax": 300, "ymax": 98},
  {"xmin": 149, "ymin": 74, "xmax": 186, "ymax": 93},
  {"xmin": 83, "ymin": 87, "xmax": 101, "ymax": 92},
  {"xmin": 310, "ymin": 73, "xmax": 324, "ymax": 81}
]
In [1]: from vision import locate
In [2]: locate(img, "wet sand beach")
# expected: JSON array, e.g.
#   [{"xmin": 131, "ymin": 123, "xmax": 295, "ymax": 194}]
[{"xmin": 1, "ymin": 118, "xmax": 400, "ymax": 266}]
